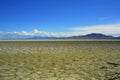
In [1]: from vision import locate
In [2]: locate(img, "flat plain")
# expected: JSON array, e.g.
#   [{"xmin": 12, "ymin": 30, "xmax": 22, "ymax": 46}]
[{"xmin": 0, "ymin": 40, "xmax": 120, "ymax": 80}]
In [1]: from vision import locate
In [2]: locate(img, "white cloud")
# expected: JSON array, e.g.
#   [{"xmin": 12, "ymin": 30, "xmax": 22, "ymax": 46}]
[
  {"xmin": 17, "ymin": 29, "xmax": 77, "ymax": 37},
  {"xmin": 0, "ymin": 24, "xmax": 120, "ymax": 38},
  {"xmin": 20, "ymin": 29, "xmax": 53, "ymax": 37},
  {"xmin": 21, "ymin": 31, "xmax": 29, "ymax": 35},
  {"xmin": 33, "ymin": 29, "xmax": 39, "ymax": 33},
  {"xmin": 70, "ymin": 24, "xmax": 120, "ymax": 36}
]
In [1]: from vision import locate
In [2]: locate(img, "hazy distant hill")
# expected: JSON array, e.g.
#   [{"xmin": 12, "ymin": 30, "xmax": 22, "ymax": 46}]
[
  {"xmin": 27, "ymin": 36, "xmax": 55, "ymax": 40},
  {"xmin": 67, "ymin": 33, "xmax": 114, "ymax": 39},
  {"xmin": 0, "ymin": 33, "xmax": 120, "ymax": 40},
  {"xmin": 27, "ymin": 33, "xmax": 120, "ymax": 40}
]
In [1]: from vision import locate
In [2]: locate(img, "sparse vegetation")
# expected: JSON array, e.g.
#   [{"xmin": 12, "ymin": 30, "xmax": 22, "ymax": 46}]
[{"xmin": 0, "ymin": 40, "xmax": 120, "ymax": 80}]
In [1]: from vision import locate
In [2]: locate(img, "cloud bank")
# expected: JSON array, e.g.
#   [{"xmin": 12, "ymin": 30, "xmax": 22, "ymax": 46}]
[
  {"xmin": 0, "ymin": 24, "xmax": 120, "ymax": 38},
  {"xmin": 70, "ymin": 24, "xmax": 120, "ymax": 36}
]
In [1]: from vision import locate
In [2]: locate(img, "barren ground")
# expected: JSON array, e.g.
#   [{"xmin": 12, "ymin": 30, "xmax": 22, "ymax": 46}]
[{"xmin": 0, "ymin": 40, "xmax": 120, "ymax": 80}]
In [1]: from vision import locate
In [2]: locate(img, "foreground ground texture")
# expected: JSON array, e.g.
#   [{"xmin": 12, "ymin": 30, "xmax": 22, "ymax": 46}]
[{"xmin": 0, "ymin": 40, "xmax": 120, "ymax": 80}]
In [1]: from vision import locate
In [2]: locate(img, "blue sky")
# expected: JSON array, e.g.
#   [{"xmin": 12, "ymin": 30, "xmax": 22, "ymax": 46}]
[{"xmin": 0, "ymin": 0, "xmax": 120, "ymax": 36}]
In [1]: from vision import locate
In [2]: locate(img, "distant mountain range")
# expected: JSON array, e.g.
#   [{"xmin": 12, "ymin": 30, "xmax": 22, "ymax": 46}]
[
  {"xmin": 66, "ymin": 33, "xmax": 114, "ymax": 39},
  {"xmin": 0, "ymin": 33, "xmax": 120, "ymax": 40}
]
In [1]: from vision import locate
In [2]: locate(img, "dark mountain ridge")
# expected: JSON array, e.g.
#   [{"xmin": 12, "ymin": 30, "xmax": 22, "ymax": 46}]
[{"xmin": 67, "ymin": 33, "xmax": 114, "ymax": 39}]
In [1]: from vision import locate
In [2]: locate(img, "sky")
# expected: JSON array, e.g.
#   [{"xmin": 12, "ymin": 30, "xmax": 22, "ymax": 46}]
[{"xmin": 0, "ymin": 0, "xmax": 120, "ymax": 36}]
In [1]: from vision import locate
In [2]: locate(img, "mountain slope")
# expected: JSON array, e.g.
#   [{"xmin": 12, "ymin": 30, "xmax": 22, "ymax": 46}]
[
  {"xmin": 0, "ymin": 33, "xmax": 120, "ymax": 40},
  {"xmin": 68, "ymin": 33, "xmax": 114, "ymax": 39}
]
